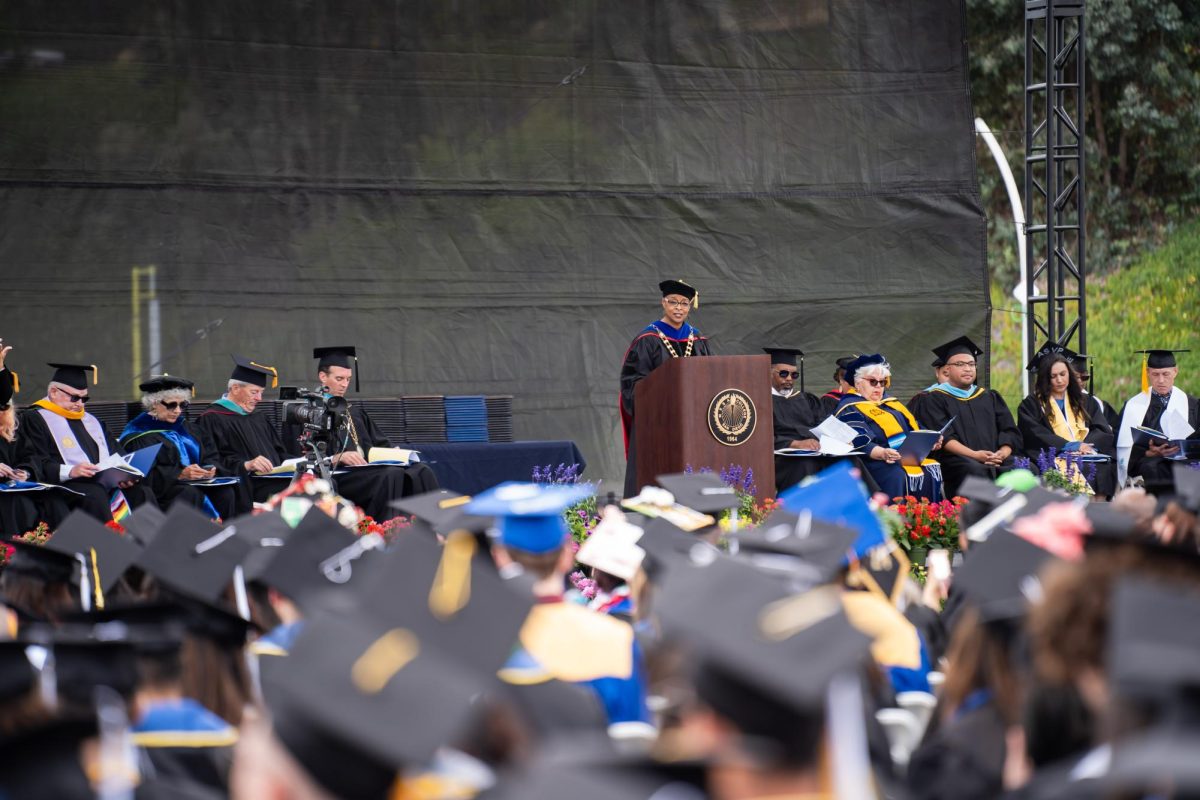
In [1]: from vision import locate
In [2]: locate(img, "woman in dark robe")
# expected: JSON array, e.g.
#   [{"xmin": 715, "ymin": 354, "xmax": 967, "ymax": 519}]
[
  {"xmin": 833, "ymin": 354, "xmax": 944, "ymax": 502},
  {"xmin": 0, "ymin": 353, "xmax": 70, "ymax": 536},
  {"xmin": 120, "ymin": 377, "xmax": 242, "ymax": 520},
  {"xmin": 1017, "ymin": 353, "xmax": 1116, "ymax": 497}
]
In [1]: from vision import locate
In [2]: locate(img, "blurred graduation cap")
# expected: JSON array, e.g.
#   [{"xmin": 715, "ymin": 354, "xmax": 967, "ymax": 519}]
[
  {"xmin": 776, "ymin": 461, "xmax": 886, "ymax": 559},
  {"xmin": 732, "ymin": 510, "xmax": 857, "ymax": 588},
  {"xmin": 50, "ymin": 633, "xmax": 140, "ymax": 706},
  {"xmin": 931, "ymin": 336, "xmax": 982, "ymax": 365},
  {"xmin": 390, "ymin": 489, "xmax": 492, "ymax": 536},
  {"xmin": 1107, "ymin": 575, "xmax": 1200, "ymax": 694},
  {"xmin": 655, "ymin": 472, "xmax": 740, "ymax": 515},
  {"xmin": 47, "ymin": 362, "xmax": 98, "ymax": 390},
  {"xmin": 313, "ymin": 345, "xmax": 359, "ymax": 392},
  {"xmin": 1174, "ymin": 463, "xmax": 1200, "ymax": 515},
  {"xmin": 465, "ymin": 481, "xmax": 592, "ymax": 555},
  {"xmin": 0, "ymin": 718, "xmax": 100, "ymax": 800},
  {"xmin": 43, "ymin": 511, "xmax": 142, "ymax": 600},
  {"xmin": 228, "ymin": 353, "xmax": 278, "ymax": 389},
  {"xmin": 135, "ymin": 504, "xmax": 251, "ymax": 606},
  {"xmin": 137, "ymin": 375, "xmax": 195, "ymax": 396},
  {"xmin": 575, "ymin": 512, "xmax": 645, "ymax": 582},
  {"xmin": 232, "ymin": 510, "xmax": 294, "ymax": 582},
  {"xmin": 67, "ymin": 602, "xmax": 189, "ymax": 656},
  {"xmin": 121, "ymin": 503, "xmax": 166, "ymax": 547},
  {"xmin": 255, "ymin": 508, "xmax": 363, "ymax": 613},
  {"xmin": 635, "ymin": 517, "xmax": 719, "ymax": 580},
  {"xmin": 1106, "ymin": 725, "xmax": 1200, "ymax": 796},
  {"xmin": 658, "ymin": 279, "xmax": 698, "ymax": 308},
  {"xmin": 1026, "ymin": 340, "xmax": 1080, "ymax": 373},
  {"xmin": 951, "ymin": 530, "xmax": 1056, "ymax": 623},
  {"xmin": 0, "ymin": 642, "xmax": 36, "ymax": 703},
  {"xmin": 4, "ymin": 538, "xmax": 79, "ymax": 585},
  {"xmin": 763, "ymin": 347, "xmax": 806, "ymax": 393}
]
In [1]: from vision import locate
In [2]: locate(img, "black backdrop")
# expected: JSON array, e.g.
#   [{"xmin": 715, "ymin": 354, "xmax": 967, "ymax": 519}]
[{"xmin": 0, "ymin": 0, "xmax": 988, "ymax": 486}]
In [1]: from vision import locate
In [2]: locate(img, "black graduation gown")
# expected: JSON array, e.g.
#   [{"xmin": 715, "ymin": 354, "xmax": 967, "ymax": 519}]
[
  {"xmin": 193, "ymin": 405, "xmax": 291, "ymax": 504},
  {"xmin": 921, "ymin": 388, "xmax": 1024, "ymax": 498},
  {"xmin": 619, "ymin": 327, "xmax": 712, "ymax": 498},
  {"xmin": 280, "ymin": 402, "xmax": 440, "ymax": 520},
  {"xmin": 907, "ymin": 390, "xmax": 937, "ymax": 428},
  {"xmin": 1122, "ymin": 391, "xmax": 1200, "ymax": 489},
  {"xmin": 1083, "ymin": 392, "xmax": 1120, "ymax": 432},
  {"xmin": 772, "ymin": 390, "xmax": 831, "ymax": 493},
  {"xmin": 820, "ymin": 390, "xmax": 847, "ymax": 417},
  {"xmin": 1016, "ymin": 395, "xmax": 1117, "ymax": 497},
  {"xmin": 907, "ymin": 701, "xmax": 1007, "ymax": 800},
  {"xmin": 119, "ymin": 423, "xmax": 245, "ymax": 519},
  {"xmin": 16, "ymin": 408, "xmax": 155, "ymax": 522},
  {"xmin": 0, "ymin": 430, "xmax": 71, "ymax": 537}
]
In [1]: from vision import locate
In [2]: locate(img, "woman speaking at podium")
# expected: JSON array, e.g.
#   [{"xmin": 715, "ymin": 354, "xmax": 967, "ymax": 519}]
[{"xmin": 619, "ymin": 279, "xmax": 712, "ymax": 498}]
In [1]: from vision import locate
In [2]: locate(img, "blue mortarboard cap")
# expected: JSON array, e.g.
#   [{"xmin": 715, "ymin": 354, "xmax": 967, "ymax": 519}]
[
  {"xmin": 465, "ymin": 482, "xmax": 592, "ymax": 554},
  {"xmin": 843, "ymin": 353, "xmax": 887, "ymax": 384},
  {"xmin": 776, "ymin": 461, "xmax": 885, "ymax": 561}
]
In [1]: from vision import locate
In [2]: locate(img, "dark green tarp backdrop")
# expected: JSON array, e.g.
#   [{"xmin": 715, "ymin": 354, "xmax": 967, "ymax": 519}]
[{"xmin": 0, "ymin": 0, "xmax": 988, "ymax": 487}]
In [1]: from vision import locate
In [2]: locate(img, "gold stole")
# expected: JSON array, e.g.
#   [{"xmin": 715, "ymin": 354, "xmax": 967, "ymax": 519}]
[
  {"xmin": 1047, "ymin": 397, "xmax": 1089, "ymax": 442},
  {"xmin": 846, "ymin": 397, "xmax": 928, "ymax": 477}
]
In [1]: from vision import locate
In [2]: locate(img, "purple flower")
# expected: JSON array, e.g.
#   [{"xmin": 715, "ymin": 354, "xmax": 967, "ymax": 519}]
[{"xmin": 1013, "ymin": 455, "xmax": 1032, "ymax": 471}]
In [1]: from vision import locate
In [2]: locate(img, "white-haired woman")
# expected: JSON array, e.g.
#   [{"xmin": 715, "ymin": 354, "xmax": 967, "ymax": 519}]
[
  {"xmin": 120, "ymin": 376, "xmax": 240, "ymax": 519},
  {"xmin": 834, "ymin": 354, "xmax": 944, "ymax": 502}
]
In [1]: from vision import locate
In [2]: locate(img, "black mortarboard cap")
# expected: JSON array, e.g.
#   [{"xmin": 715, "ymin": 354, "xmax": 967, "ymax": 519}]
[
  {"xmin": 1026, "ymin": 340, "xmax": 1080, "ymax": 372},
  {"xmin": 951, "ymin": 529, "xmax": 1056, "ymax": 622},
  {"xmin": 228, "ymin": 353, "xmax": 278, "ymax": 389},
  {"xmin": 656, "ymin": 554, "xmax": 869, "ymax": 716},
  {"xmin": 655, "ymin": 472, "xmax": 739, "ymax": 514},
  {"xmin": 255, "ymin": 509, "xmax": 359, "ymax": 612},
  {"xmin": 121, "ymin": 503, "xmax": 166, "ymax": 547},
  {"xmin": 733, "ymin": 510, "xmax": 857, "ymax": 586},
  {"xmin": 1106, "ymin": 726, "xmax": 1200, "ymax": 794},
  {"xmin": 930, "ymin": 355, "xmax": 946, "ymax": 369},
  {"xmin": 1136, "ymin": 348, "xmax": 1188, "ymax": 369},
  {"xmin": 232, "ymin": 511, "xmax": 294, "ymax": 582},
  {"xmin": 0, "ymin": 368, "xmax": 16, "ymax": 408},
  {"xmin": 43, "ymin": 511, "xmax": 142, "ymax": 594},
  {"xmin": 52, "ymin": 635, "xmax": 140, "ymax": 705},
  {"xmin": 762, "ymin": 347, "xmax": 804, "ymax": 367},
  {"xmin": 931, "ymin": 335, "xmax": 983, "ymax": 364},
  {"xmin": 68, "ymin": 602, "xmax": 188, "ymax": 655},
  {"xmin": 389, "ymin": 489, "xmax": 493, "ymax": 535},
  {"xmin": 135, "ymin": 504, "xmax": 250, "ymax": 604},
  {"xmin": 313, "ymin": 346, "xmax": 359, "ymax": 392},
  {"xmin": 0, "ymin": 641, "xmax": 36, "ymax": 702},
  {"xmin": 0, "ymin": 718, "xmax": 99, "ymax": 800},
  {"xmin": 138, "ymin": 375, "xmax": 195, "ymax": 395},
  {"xmin": 1175, "ymin": 464, "xmax": 1200, "ymax": 514},
  {"xmin": 658, "ymin": 279, "xmax": 697, "ymax": 301},
  {"xmin": 47, "ymin": 362, "xmax": 98, "ymax": 390},
  {"xmin": 1107, "ymin": 575, "xmax": 1200, "ymax": 693},
  {"xmin": 635, "ymin": 517, "xmax": 718, "ymax": 580},
  {"xmin": 5, "ymin": 538, "xmax": 79, "ymax": 584}
]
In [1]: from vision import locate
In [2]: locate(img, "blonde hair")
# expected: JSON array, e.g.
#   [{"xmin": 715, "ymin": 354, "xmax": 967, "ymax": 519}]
[{"xmin": 0, "ymin": 406, "xmax": 15, "ymax": 443}]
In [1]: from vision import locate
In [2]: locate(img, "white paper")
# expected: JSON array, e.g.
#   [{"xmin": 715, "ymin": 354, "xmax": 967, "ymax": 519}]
[
  {"xmin": 812, "ymin": 416, "xmax": 857, "ymax": 444},
  {"xmin": 1161, "ymin": 408, "xmax": 1195, "ymax": 440}
]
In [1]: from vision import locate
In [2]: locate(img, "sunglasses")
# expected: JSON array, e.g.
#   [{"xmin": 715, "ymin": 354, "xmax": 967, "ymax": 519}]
[
  {"xmin": 775, "ymin": 370, "xmax": 800, "ymax": 379},
  {"xmin": 161, "ymin": 401, "xmax": 190, "ymax": 410},
  {"xmin": 862, "ymin": 378, "xmax": 889, "ymax": 388},
  {"xmin": 56, "ymin": 389, "xmax": 90, "ymax": 403}
]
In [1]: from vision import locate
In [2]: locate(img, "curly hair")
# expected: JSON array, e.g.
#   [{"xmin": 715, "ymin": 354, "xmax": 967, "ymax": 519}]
[
  {"xmin": 141, "ymin": 387, "xmax": 190, "ymax": 412},
  {"xmin": 0, "ymin": 405, "xmax": 15, "ymax": 443}
]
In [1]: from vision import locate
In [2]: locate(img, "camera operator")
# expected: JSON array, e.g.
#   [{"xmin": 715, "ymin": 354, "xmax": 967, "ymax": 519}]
[{"xmin": 281, "ymin": 346, "xmax": 438, "ymax": 520}]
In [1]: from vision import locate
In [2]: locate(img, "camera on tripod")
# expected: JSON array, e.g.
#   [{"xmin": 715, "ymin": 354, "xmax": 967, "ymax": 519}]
[{"xmin": 281, "ymin": 388, "xmax": 349, "ymax": 436}]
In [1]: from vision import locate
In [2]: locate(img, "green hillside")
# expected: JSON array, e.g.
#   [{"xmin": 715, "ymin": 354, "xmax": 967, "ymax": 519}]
[{"xmin": 989, "ymin": 219, "xmax": 1200, "ymax": 412}]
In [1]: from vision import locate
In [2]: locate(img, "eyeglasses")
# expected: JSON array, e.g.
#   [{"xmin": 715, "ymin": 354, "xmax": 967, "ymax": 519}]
[
  {"xmin": 161, "ymin": 401, "xmax": 190, "ymax": 410},
  {"xmin": 55, "ymin": 388, "xmax": 89, "ymax": 403},
  {"xmin": 862, "ymin": 378, "xmax": 889, "ymax": 388},
  {"xmin": 947, "ymin": 361, "xmax": 977, "ymax": 369},
  {"xmin": 663, "ymin": 299, "xmax": 691, "ymax": 309},
  {"xmin": 775, "ymin": 370, "xmax": 799, "ymax": 379}
]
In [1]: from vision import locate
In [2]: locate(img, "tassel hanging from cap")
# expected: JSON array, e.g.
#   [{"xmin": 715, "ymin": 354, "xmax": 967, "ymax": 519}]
[
  {"xmin": 1140, "ymin": 353, "xmax": 1149, "ymax": 394},
  {"xmin": 250, "ymin": 361, "xmax": 279, "ymax": 389},
  {"xmin": 90, "ymin": 365, "xmax": 99, "ymax": 386},
  {"xmin": 10, "ymin": 371, "xmax": 17, "ymax": 394}
]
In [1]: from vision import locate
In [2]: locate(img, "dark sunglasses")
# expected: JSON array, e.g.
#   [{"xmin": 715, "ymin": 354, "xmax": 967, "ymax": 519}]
[
  {"xmin": 863, "ymin": 378, "xmax": 889, "ymax": 388},
  {"xmin": 161, "ymin": 401, "xmax": 190, "ymax": 410},
  {"xmin": 775, "ymin": 370, "xmax": 800, "ymax": 379},
  {"xmin": 57, "ymin": 389, "xmax": 90, "ymax": 403}
]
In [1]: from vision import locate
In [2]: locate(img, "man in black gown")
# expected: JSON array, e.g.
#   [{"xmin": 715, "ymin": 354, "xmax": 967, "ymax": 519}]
[
  {"xmin": 919, "ymin": 336, "xmax": 1023, "ymax": 497},
  {"xmin": 619, "ymin": 280, "xmax": 712, "ymax": 498},
  {"xmin": 766, "ymin": 347, "xmax": 828, "ymax": 493},
  {"xmin": 280, "ymin": 346, "xmax": 438, "ymax": 519},
  {"xmin": 1115, "ymin": 348, "xmax": 1200, "ymax": 490},
  {"xmin": 17, "ymin": 362, "xmax": 156, "ymax": 523},
  {"xmin": 819, "ymin": 355, "xmax": 857, "ymax": 416}
]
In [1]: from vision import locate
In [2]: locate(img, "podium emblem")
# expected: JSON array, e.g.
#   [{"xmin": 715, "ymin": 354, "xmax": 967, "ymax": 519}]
[{"xmin": 707, "ymin": 389, "xmax": 757, "ymax": 446}]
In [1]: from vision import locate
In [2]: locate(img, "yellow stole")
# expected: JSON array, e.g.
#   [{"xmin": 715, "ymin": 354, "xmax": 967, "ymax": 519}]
[
  {"xmin": 844, "ymin": 395, "xmax": 927, "ymax": 477},
  {"xmin": 1046, "ymin": 396, "xmax": 1089, "ymax": 442},
  {"xmin": 33, "ymin": 397, "xmax": 84, "ymax": 421}
]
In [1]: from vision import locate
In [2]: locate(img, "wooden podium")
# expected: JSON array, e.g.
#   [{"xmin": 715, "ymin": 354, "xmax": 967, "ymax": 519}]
[{"xmin": 633, "ymin": 355, "xmax": 774, "ymax": 498}]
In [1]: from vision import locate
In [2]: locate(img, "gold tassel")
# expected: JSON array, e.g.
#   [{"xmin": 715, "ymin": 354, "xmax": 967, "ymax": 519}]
[
  {"xmin": 428, "ymin": 532, "xmax": 476, "ymax": 619},
  {"xmin": 90, "ymin": 365, "xmax": 99, "ymax": 386},
  {"xmin": 90, "ymin": 548, "xmax": 105, "ymax": 610},
  {"xmin": 1141, "ymin": 353, "xmax": 1149, "ymax": 394},
  {"xmin": 10, "ymin": 371, "xmax": 17, "ymax": 394},
  {"xmin": 250, "ymin": 361, "xmax": 279, "ymax": 389}
]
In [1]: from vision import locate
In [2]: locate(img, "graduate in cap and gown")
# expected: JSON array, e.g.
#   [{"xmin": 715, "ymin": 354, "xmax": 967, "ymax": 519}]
[
  {"xmin": 919, "ymin": 336, "xmax": 1023, "ymax": 497},
  {"xmin": 764, "ymin": 346, "xmax": 831, "ymax": 493},
  {"xmin": 620, "ymin": 280, "xmax": 712, "ymax": 498},
  {"xmin": 120, "ymin": 375, "xmax": 243, "ymax": 520},
  {"xmin": 819, "ymin": 355, "xmax": 858, "ymax": 416},
  {"xmin": 1116, "ymin": 348, "xmax": 1200, "ymax": 489},
  {"xmin": 194, "ymin": 355, "xmax": 291, "ymax": 505},
  {"xmin": 280, "ymin": 346, "xmax": 439, "ymax": 519},
  {"xmin": 1016, "ymin": 343, "xmax": 1117, "ymax": 497},
  {"xmin": 17, "ymin": 362, "xmax": 156, "ymax": 523}
]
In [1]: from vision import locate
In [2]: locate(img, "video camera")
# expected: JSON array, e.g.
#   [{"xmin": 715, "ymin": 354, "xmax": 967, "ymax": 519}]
[{"xmin": 281, "ymin": 388, "xmax": 349, "ymax": 435}]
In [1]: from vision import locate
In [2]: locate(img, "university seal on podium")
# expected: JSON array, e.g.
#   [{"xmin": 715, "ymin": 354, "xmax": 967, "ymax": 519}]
[{"xmin": 707, "ymin": 389, "xmax": 756, "ymax": 446}]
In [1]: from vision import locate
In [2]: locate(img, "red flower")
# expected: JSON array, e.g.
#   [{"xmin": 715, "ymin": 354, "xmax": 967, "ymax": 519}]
[{"xmin": 105, "ymin": 520, "xmax": 126, "ymax": 535}]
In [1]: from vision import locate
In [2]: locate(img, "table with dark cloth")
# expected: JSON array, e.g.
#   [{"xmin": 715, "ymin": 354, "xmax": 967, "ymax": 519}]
[{"xmin": 408, "ymin": 441, "xmax": 586, "ymax": 495}]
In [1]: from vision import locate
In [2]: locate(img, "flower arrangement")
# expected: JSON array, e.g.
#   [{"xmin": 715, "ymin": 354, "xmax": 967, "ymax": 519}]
[
  {"xmin": 0, "ymin": 522, "xmax": 53, "ymax": 568},
  {"xmin": 355, "ymin": 515, "xmax": 412, "ymax": 544},
  {"xmin": 1013, "ymin": 448, "xmax": 1096, "ymax": 496},
  {"xmin": 887, "ymin": 495, "xmax": 968, "ymax": 554},
  {"xmin": 684, "ymin": 463, "xmax": 773, "ymax": 527},
  {"xmin": 568, "ymin": 569, "xmax": 598, "ymax": 601},
  {"xmin": 532, "ymin": 462, "xmax": 600, "ymax": 547}
]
